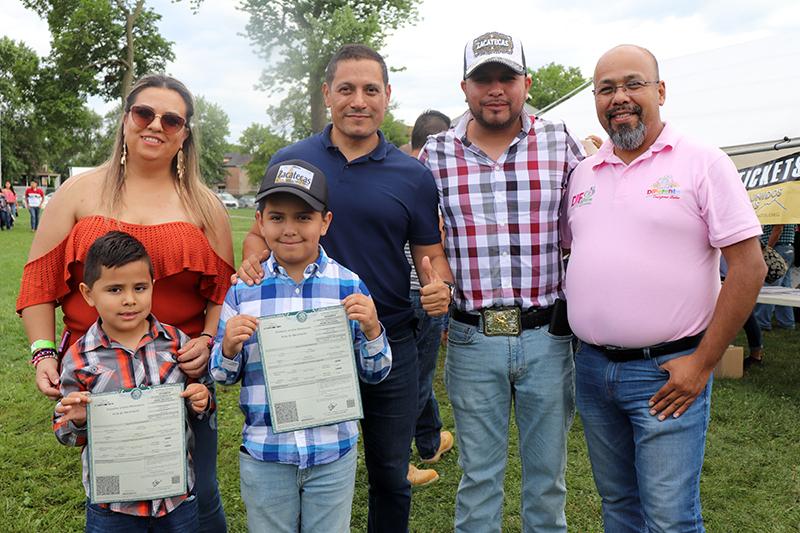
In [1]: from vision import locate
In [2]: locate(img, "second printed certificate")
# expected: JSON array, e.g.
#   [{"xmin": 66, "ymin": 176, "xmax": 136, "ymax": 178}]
[{"xmin": 257, "ymin": 304, "xmax": 363, "ymax": 433}]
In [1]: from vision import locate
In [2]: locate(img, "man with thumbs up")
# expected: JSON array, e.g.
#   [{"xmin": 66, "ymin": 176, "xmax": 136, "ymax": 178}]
[
  {"xmin": 419, "ymin": 32, "xmax": 585, "ymax": 532},
  {"xmin": 237, "ymin": 44, "xmax": 453, "ymax": 533}
]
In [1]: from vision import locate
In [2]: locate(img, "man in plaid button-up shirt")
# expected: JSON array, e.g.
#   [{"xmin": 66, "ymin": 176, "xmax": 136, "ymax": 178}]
[{"xmin": 420, "ymin": 31, "xmax": 584, "ymax": 532}]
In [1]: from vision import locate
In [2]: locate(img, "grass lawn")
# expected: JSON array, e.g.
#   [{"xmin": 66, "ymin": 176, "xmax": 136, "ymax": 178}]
[{"xmin": 1, "ymin": 208, "xmax": 799, "ymax": 532}]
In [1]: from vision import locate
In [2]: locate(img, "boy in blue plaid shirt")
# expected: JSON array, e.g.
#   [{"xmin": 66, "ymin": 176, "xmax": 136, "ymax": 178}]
[{"xmin": 209, "ymin": 159, "xmax": 391, "ymax": 533}]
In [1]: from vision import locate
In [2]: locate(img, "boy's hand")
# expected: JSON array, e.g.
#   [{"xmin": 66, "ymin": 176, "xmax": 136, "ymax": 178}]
[
  {"xmin": 58, "ymin": 391, "xmax": 91, "ymax": 426},
  {"xmin": 419, "ymin": 256, "xmax": 451, "ymax": 317},
  {"xmin": 181, "ymin": 383, "xmax": 209, "ymax": 414},
  {"xmin": 35, "ymin": 358, "xmax": 61, "ymax": 399},
  {"xmin": 223, "ymin": 315, "xmax": 259, "ymax": 358},
  {"xmin": 343, "ymin": 294, "xmax": 381, "ymax": 341},
  {"xmin": 177, "ymin": 337, "xmax": 210, "ymax": 378},
  {"xmin": 231, "ymin": 251, "xmax": 269, "ymax": 286}
]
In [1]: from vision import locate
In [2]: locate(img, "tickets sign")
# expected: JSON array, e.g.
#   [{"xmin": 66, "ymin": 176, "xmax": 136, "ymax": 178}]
[{"xmin": 739, "ymin": 151, "xmax": 800, "ymax": 223}]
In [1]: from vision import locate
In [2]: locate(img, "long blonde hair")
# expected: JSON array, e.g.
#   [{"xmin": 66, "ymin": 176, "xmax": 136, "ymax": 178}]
[{"xmin": 103, "ymin": 74, "xmax": 219, "ymax": 233}]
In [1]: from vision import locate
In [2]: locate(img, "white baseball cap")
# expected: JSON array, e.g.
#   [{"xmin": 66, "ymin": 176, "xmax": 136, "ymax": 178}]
[{"xmin": 463, "ymin": 31, "xmax": 526, "ymax": 79}]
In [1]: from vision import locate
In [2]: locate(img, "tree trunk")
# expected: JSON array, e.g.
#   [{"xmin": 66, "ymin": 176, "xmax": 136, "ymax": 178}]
[
  {"xmin": 309, "ymin": 71, "xmax": 327, "ymax": 133},
  {"xmin": 119, "ymin": 0, "xmax": 144, "ymax": 104}
]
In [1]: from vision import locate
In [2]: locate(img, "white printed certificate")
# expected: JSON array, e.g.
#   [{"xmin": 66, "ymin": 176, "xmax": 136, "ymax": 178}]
[
  {"xmin": 258, "ymin": 305, "xmax": 363, "ymax": 433},
  {"xmin": 87, "ymin": 383, "xmax": 187, "ymax": 503}
]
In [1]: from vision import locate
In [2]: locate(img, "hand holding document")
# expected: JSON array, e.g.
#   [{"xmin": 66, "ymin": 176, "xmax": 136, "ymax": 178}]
[
  {"xmin": 258, "ymin": 305, "xmax": 363, "ymax": 433},
  {"xmin": 87, "ymin": 383, "xmax": 187, "ymax": 504}
]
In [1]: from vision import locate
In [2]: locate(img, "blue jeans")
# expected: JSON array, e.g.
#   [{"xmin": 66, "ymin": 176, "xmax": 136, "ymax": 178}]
[
  {"xmin": 189, "ymin": 389, "xmax": 227, "ymax": 532},
  {"xmin": 85, "ymin": 495, "xmax": 198, "ymax": 532},
  {"xmin": 239, "ymin": 447, "xmax": 357, "ymax": 533},
  {"xmin": 410, "ymin": 289, "xmax": 447, "ymax": 458},
  {"xmin": 755, "ymin": 243, "xmax": 795, "ymax": 329},
  {"xmin": 361, "ymin": 325, "xmax": 419, "ymax": 532},
  {"xmin": 29, "ymin": 206, "xmax": 40, "ymax": 230},
  {"xmin": 445, "ymin": 316, "xmax": 574, "ymax": 533},
  {"xmin": 575, "ymin": 343, "xmax": 712, "ymax": 533}
]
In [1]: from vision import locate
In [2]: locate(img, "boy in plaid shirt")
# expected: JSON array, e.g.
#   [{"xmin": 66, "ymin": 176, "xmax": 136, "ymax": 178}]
[
  {"xmin": 210, "ymin": 160, "xmax": 391, "ymax": 533},
  {"xmin": 54, "ymin": 231, "xmax": 211, "ymax": 532}
]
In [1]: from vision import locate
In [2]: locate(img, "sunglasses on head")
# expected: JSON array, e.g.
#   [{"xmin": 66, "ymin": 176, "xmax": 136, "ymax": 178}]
[{"xmin": 129, "ymin": 104, "xmax": 187, "ymax": 134}]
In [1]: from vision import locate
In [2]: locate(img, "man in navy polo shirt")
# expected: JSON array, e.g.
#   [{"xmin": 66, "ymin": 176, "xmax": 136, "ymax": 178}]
[{"xmin": 238, "ymin": 44, "xmax": 453, "ymax": 532}]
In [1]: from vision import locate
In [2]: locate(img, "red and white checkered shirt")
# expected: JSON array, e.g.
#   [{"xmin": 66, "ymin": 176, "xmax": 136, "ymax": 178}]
[{"xmin": 420, "ymin": 112, "xmax": 584, "ymax": 312}]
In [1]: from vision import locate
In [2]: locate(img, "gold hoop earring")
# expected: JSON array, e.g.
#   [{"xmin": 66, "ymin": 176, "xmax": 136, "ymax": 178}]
[
  {"xmin": 120, "ymin": 143, "xmax": 127, "ymax": 171},
  {"xmin": 176, "ymin": 148, "xmax": 185, "ymax": 182}
]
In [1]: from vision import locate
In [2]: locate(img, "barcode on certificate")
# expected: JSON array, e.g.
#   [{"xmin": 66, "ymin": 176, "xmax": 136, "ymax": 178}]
[
  {"xmin": 96, "ymin": 475, "xmax": 120, "ymax": 496},
  {"xmin": 275, "ymin": 401, "xmax": 299, "ymax": 424},
  {"xmin": 346, "ymin": 399, "xmax": 355, "ymax": 408}
]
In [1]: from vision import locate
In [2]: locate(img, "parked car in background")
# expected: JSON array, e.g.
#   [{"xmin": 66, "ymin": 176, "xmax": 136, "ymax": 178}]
[
  {"xmin": 239, "ymin": 195, "xmax": 256, "ymax": 209},
  {"xmin": 216, "ymin": 192, "xmax": 240, "ymax": 209}
]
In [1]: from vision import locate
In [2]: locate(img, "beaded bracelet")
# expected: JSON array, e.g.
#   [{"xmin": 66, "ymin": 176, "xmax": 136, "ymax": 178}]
[{"xmin": 31, "ymin": 348, "xmax": 59, "ymax": 367}]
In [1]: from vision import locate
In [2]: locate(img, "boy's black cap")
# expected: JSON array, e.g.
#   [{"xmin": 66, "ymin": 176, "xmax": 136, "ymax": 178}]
[{"xmin": 256, "ymin": 159, "xmax": 328, "ymax": 211}]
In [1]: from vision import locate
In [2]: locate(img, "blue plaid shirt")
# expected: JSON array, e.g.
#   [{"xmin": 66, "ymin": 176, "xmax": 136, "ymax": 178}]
[{"xmin": 209, "ymin": 246, "xmax": 391, "ymax": 468}]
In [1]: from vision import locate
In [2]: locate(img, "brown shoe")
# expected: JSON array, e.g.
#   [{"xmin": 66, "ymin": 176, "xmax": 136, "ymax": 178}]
[
  {"xmin": 420, "ymin": 430, "xmax": 454, "ymax": 464},
  {"xmin": 407, "ymin": 464, "xmax": 439, "ymax": 487}
]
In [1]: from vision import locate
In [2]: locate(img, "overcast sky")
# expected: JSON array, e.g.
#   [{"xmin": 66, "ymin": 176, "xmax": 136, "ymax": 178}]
[{"xmin": 3, "ymin": 0, "xmax": 800, "ymax": 142}]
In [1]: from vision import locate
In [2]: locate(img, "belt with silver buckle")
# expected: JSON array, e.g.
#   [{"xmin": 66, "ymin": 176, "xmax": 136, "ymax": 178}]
[{"xmin": 452, "ymin": 306, "xmax": 553, "ymax": 336}]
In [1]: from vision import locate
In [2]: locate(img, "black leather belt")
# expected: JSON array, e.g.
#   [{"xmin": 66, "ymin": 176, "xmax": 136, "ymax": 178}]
[
  {"xmin": 452, "ymin": 306, "xmax": 553, "ymax": 330},
  {"xmin": 587, "ymin": 331, "xmax": 705, "ymax": 362}
]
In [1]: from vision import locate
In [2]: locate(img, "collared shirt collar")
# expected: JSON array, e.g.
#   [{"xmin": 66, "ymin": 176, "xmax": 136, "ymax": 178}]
[
  {"xmin": 320, "ymin": 123, "xmax": 389, "ymax": 161},
  {"xmin": 81, "ymin": 315, "xmax": 170, "ymax": 353},
  {"xmin": 264, "ymin": 245, "xmax": 330, "ymax": 280},
  {"xmin": 454, "ymin": 110, "xmax": 533, "ymax": 145},
  {"xmin": 593, "ymin": 121, "xmax": 676, "ymax": 168}
]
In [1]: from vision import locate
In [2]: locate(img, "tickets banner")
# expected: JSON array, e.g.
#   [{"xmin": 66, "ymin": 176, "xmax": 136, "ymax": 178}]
[{"xmin": 739, "ymin": 151, "xmax": 800, "ymax": 223}]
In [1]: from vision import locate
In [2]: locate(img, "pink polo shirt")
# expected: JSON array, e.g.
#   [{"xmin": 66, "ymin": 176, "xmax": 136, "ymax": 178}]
[{"xmin": 562, "ymin": 123, "xmax": 761, "ymax": 347}]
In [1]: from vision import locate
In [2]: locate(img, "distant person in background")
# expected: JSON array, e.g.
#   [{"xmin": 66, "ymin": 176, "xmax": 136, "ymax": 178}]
[
  {"xmin": 0, "ymin": 192, "xmax": 11, "ymax": 230},
  {"xmin": 24, "ymin": 180, "xmax": 44, "ymax": 230},
  {"xmin": 755, "ymin": 224, "xmax": 796, "ymax": 330},
  {"xmin": 3, "ymin": 181, "xmax": 18, "ymax": 220},
  {"xmin": 405, "ymin": 110, "xmax": 454, "ymax": 488}
]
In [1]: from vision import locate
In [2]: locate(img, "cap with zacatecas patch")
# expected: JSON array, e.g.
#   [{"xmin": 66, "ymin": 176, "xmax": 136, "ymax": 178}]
[
  {"xmin": 463, "ymin": 31, "xmax": 526, "ymax": 79},
  {"xmin": 256, "ymin": 159, "xmax": 328, "ymax": 211}
]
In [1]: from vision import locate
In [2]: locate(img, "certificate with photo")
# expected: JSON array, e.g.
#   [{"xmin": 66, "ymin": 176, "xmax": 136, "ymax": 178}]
[
  {"xmin": 87, "ymin": 383, "xmax": 187, "ymax": 504},
  {"xmin": 258, "ymin": 304, "xmax": 363, "ymax": 433}
]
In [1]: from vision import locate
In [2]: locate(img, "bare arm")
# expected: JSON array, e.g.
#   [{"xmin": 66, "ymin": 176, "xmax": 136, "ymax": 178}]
[
  {"xmin": 766, "ymin": 225, "xmax": 783, "ymax": 248},
  {"xmin": 649, "ymin": 237, "xmax": 766, "ymax": 420},
  {"xmin": 235, "ymin": 220, "xmax": 271, "ymax": 285}
]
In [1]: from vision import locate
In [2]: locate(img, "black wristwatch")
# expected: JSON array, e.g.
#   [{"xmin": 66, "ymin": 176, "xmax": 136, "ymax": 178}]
[{"xmin": 443, "ymin": 281, "xmax": 456, "ymax": 304}]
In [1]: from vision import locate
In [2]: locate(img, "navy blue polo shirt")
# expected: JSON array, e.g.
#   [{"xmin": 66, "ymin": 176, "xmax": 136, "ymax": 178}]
[{"xmin": 269, "ymin": 125, "xmax": 441, "ymax": 333}]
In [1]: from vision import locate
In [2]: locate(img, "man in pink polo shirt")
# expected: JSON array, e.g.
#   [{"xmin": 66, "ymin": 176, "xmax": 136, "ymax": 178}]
[{"xmin": 563, "ymin": 45, "xmax": 765, "ymax": 532}]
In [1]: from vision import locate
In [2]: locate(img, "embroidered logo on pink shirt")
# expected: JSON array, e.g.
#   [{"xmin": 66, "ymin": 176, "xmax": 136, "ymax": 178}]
[
  {"xmin": 646, "ymin": 176, "xmax": 681, "ymax": 199},
  {"xmin": 571, "ymin": 185, "xmax": 596, "ymax": 208}
]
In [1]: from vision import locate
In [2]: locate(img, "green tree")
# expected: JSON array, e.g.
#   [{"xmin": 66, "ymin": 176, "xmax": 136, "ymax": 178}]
[
  {"xmin": 527, "ymin": 63, "xmax": 588, "ymax": 110},
  {"xmin": 194, "ymin": 96, "xmax": 230, "ymax": 185},
  {"xmin": 237, "ymin": 123, "xmax": 289, "ymax": 185},
  {"xmin": 239, "ymin": 0, "xmax": 421, "ymax": 137},
  {"xmin": 22, "ymin": 0, "xmax": 174, "ymax": 103},
  {"xmin": 380, "ymin": 110, "xmax": 409, "ymax": 147},
  {"xmin": 0, "ymin": 37, "xmax": 100, "ymax": 182}
]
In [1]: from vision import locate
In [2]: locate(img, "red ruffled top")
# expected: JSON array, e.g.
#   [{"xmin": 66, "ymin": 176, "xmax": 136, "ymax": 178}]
[{"xmin": 17, "ymin": 216, "xmax": 234, "ymax": 340}]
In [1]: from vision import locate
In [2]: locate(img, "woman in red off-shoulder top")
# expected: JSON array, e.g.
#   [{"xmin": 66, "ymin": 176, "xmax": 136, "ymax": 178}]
[{"xmin": 17, "ymin": 75, "xmax": 233, "ymax": 531}]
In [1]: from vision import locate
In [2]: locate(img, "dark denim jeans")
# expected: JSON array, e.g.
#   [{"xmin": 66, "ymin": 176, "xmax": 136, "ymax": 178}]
[
  {"xmin": 85, "ymin": 496, "xmax": 198, "ymax": 532},
  {"xmin": 29, "ymin": 206, "xmax": 40, "ymax": 230},
  {"xmin": 190, "ymin": 387, "xmax": 227, "ymax": 532},
  {"xmin": 410, "ymin": 289, "xmax": 447, "ymax": 458},
  {"xmin": 360, "ymin": 324, "xmax": 419, "ymax": 533}
]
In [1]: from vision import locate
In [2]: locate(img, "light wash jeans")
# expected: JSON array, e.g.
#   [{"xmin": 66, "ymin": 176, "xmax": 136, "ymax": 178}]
[
  {"xmin": 755, "ymin": 243, "xmax": 796, "ymax": 329},
  {"xmin": 445, "ymin": 316, "xmax": 574, "ymax": 533},
  {"xmin": 575, "ymin": 343, "xmax": 712, "ymax": 533},
  {"xmin": 239, "ymin": 446, "xmax": 357, "ymax": 533}
]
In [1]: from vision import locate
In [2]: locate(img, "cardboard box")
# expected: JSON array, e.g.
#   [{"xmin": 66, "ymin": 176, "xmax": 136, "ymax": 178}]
[{"xmin": 714, "ymin": 345, "xmax": 743, "ymax": 379}]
